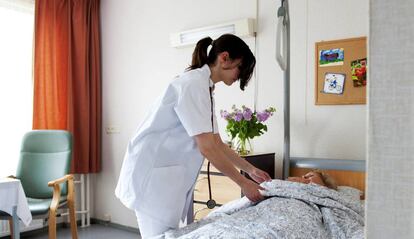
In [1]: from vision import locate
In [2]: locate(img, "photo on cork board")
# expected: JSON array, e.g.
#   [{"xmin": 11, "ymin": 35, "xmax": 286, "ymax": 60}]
[
  {"xmin": 351, "ymin": 58, "xmax": 367, "ymax": 87},
  {"xmin": 319, "ymin": 48, "xmax": 344, "ymax": 67},
  {"xmin": 322, "ymin": 73, "xmax": 345, "ymax": 95}
]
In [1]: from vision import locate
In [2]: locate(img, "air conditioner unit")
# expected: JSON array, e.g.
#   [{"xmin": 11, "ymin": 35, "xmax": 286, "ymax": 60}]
[{"xmin": 170, "ymin": 18, "xmax": 256, "ymax": 48}]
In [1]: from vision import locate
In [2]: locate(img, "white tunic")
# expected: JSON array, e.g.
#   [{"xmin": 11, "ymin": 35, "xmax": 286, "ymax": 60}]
[{"xmin": 115, "ymin": 64, "xmax": 218, "ymax": 227}]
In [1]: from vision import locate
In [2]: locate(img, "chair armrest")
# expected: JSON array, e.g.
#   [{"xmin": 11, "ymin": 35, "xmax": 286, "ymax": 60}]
[
  {"xmin": 48, "ymin": 174, "xmax": 74, "ymax": 187},
  {"xmin": 47, "ymin": 174, "xmax": 76, "ymax": 213}
]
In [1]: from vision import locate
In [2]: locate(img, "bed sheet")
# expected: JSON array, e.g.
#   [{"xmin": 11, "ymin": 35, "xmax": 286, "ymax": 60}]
[{"xmin": 162, "ymin": 180, "xmax": 364, "ymax": 239}]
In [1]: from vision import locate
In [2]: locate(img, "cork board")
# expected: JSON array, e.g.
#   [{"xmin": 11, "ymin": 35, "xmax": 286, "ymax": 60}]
[{"xmin": 315, "ymin": 37, "xmax": 367, "ymax": 105}]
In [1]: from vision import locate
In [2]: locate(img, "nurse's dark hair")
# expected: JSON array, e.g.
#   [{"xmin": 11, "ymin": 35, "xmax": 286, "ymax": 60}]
[{"xmin": 187, "ymin": 34, "xmax": 256, "ymax": 91}]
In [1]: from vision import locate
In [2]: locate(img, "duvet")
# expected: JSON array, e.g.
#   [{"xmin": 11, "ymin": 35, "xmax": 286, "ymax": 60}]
[{"xmin": 162, "ymin": 179, "xmax": 364, "ymax": 239}]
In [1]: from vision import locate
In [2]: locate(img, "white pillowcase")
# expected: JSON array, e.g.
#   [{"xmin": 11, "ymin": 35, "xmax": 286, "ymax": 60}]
[{"xmin": 337, "ymin": 186, "xmax": 363, "ymax": 201}]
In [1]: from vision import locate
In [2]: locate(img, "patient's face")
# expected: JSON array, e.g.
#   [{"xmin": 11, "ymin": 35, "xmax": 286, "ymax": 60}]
[{"xmin": 287, "ymin": 172, "xmax": 326, "ymax": 186}]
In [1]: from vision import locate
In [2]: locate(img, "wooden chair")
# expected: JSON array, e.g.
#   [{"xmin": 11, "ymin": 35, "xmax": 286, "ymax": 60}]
[{"xmin": 1, "ymin": 130, "xmax": 78, "ymax": 239}]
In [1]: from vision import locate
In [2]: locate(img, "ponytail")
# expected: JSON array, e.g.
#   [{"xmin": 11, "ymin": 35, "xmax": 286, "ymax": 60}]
[
  {"xmin": 187, "ymin": 37, "xmax": 213, "ymax": 70},
  {"xmin": 186, "ymin": 34, "xmax": 256, "ymax": 91}
]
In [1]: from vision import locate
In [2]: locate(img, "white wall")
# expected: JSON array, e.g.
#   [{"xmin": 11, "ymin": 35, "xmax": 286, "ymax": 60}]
[{"xmin": 97, "ymin": 0, "xmax": 368, "ymax": 228}]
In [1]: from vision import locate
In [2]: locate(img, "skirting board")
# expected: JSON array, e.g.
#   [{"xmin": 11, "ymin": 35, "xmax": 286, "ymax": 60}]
[
  {"xmin": 0, "ymin": 218, "xmax": 140, "ymax": 238},
  {"xmin": 91, "ymin": 218, "xmax": 140, "ymax": 234}
]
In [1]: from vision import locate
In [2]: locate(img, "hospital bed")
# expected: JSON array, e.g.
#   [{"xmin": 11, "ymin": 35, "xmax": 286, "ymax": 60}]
[{"xmin": 162, "ymin": 158, "xmax": 365, "ymax": 238}]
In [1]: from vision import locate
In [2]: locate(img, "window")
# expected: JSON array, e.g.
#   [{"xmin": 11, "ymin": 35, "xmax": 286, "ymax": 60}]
[{"xmin": 0, "ymin": 0, "xmax": 34, "ymax": 177}]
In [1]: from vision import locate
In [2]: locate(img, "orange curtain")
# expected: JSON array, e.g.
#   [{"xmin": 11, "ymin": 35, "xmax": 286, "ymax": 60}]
[{"xmin": 33, "ymin": 0, "xmax": 101, "ymax": 173}]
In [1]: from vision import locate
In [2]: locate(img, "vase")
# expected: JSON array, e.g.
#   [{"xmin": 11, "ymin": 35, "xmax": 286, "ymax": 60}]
[{"xmin": 236, "ymin": 137, "xmax": 252, "ymax": 156}]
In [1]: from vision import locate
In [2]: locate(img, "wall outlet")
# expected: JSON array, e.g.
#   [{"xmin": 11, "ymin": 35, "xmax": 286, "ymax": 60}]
[
  {"xmin": 105, "ymin": 125, "xmax": 120, "ymax": 134},
  {"xmin": 103, "ymin": 213, "xmax": 111, "ymax": 222}
]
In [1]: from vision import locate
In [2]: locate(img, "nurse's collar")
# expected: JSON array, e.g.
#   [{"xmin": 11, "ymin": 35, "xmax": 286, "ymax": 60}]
[{"xmin": 209, "ymin": 78, "xmax": 215, "ymax": 91}]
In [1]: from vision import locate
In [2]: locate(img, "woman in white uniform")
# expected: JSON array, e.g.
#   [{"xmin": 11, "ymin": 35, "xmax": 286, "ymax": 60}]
[{"xmin": 115, "ymin": 34, "xmax": 272, "ymax": 238}]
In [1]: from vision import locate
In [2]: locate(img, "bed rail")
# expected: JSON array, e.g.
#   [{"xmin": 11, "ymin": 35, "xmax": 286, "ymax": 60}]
[{"xmin": 290, "ymin": 157, "xmax": 366, "ymax": 172}]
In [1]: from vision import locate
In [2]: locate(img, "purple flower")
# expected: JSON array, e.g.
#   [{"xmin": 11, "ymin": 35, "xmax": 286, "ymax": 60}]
[
  {"xmin": 233, "ymin": 112, "xmax": 243, "ymax": 122},
  {"xmin": 220, "ymin": 110, "xmax": 230, "ymax": 120},
  {"xmin": 242, "ymin": 108, "xmax": 252, "ymax": 121},
  {"xmin": 257, "ymin": 111, "xmax": 271, "ymax": 122}
]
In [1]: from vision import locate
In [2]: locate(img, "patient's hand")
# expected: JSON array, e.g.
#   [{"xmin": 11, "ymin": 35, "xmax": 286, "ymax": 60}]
[
  {"xmin": 287, "ymin": 172, "xmax": 327, "ymax": 187},
  {"xmin": 287, "ymin": 177, "xmax": 310, "ymax": 184}
]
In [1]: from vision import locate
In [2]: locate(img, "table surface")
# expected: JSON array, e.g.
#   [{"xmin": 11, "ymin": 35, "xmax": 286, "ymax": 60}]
[{"xmin": 0, "ymin": 177, "xmax": 18, "ymax": 183}]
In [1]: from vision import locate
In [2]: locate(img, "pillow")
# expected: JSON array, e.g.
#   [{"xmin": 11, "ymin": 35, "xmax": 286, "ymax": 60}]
[{"xmin": 337, "ymin": 186, "xmax": 363, "ymax": 201}]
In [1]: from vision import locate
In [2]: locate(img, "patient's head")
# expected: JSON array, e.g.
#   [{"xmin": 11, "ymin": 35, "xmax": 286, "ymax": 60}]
[{"xmin": 287, "ymin": 170, "xmax": 338, "ymax": 190}]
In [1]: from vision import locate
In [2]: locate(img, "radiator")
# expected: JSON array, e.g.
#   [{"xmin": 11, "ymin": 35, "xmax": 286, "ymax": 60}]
[
  {"xmin": 0, "ymin": 219, "xmax": 43, "ymax": 237},
  {"xmin": 0, "ymin": 221, "xmax": 7, "ymax": 236}
]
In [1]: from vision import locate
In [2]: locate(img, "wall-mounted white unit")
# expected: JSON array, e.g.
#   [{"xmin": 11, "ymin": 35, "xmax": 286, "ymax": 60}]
[{"xmin": 170, "ymin": 18, "xmax": 256, "ymax": 48}]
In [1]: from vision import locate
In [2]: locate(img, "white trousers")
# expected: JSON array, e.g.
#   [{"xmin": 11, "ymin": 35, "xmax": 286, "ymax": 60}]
[{"xmin": 135, "ymin": 210, "xmax": 173, "ymax": 239}]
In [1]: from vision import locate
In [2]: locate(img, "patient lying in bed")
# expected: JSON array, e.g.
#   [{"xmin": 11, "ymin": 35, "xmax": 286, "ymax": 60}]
[
  {"xmin": 162, "ymin": 171, "xmax": 364, "ymax": 239},
  {"xmin": 287, "ymin": 170, "xmax": 338, "ymax": 190}
]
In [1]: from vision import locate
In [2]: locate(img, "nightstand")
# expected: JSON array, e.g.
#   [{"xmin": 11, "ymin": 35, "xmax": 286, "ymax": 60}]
[
  {"xmin": 240, "ymin": 152, "xmax": 275, "ymax": 181},
  {"xmin": 193, "ymin": 152, "xmax": 275, "ymax": 221}
]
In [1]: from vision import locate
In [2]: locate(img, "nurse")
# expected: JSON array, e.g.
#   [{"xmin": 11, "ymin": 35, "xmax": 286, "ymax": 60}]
[{"xmin": 115, "ymin": 34, "xmax": 272, "ymax": 238}]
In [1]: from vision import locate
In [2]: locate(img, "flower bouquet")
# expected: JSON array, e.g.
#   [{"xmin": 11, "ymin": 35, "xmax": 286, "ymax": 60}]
[{"xmin": 220, "ymin": 105, "xmax": 276, "ymax": 155}]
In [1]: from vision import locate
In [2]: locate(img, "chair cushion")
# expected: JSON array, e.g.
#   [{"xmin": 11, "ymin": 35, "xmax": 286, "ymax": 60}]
[
  {"xmin": 17, "ymin": 130, "xmax": 72, "ymax": 198},
  {"xmin": 28, "ymin": 196, "xmax": 67, "ymax": 216},
  {"xmin": 18, "ymin": 152, "xmax": 71, "ymax": 198}
]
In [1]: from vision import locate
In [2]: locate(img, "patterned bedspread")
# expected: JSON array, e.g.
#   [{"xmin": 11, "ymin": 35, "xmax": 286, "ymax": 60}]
[{"xmin": 162, "ymin": 179, "xmax": 364, "ymax": 239}]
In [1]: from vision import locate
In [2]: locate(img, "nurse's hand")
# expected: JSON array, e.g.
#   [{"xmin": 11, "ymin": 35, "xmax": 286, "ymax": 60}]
[
  {"xmin": 248, "ymin": 167, "xmax": 272, "ymax": 184},
  {"xmin": 241, "ymin": 179, "xmax": 265, "ymax": 203}
]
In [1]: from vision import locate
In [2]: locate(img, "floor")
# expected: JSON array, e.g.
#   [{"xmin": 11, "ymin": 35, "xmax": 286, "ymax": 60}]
[{"xmin": 19, "ymin": 224, "xmax": 141, "ymax": 239}]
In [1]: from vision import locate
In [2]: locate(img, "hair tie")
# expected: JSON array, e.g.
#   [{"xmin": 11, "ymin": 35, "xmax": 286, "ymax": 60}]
[{"xmin": 207, "ymin": 44, "xmax": 213, "ymax": 55}]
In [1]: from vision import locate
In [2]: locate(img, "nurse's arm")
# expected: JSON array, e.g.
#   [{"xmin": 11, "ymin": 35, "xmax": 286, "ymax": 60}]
[
  {"xmin": 213, "ymin": 134, "xmax": 254, "ymax": 172},
  {"xmin": 213, "ymin": 134, "xmax": 272, "ymax": 183},
  {"xmin": 194, "ymin": 132, "xmax": 264, "ymax": 202}
]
